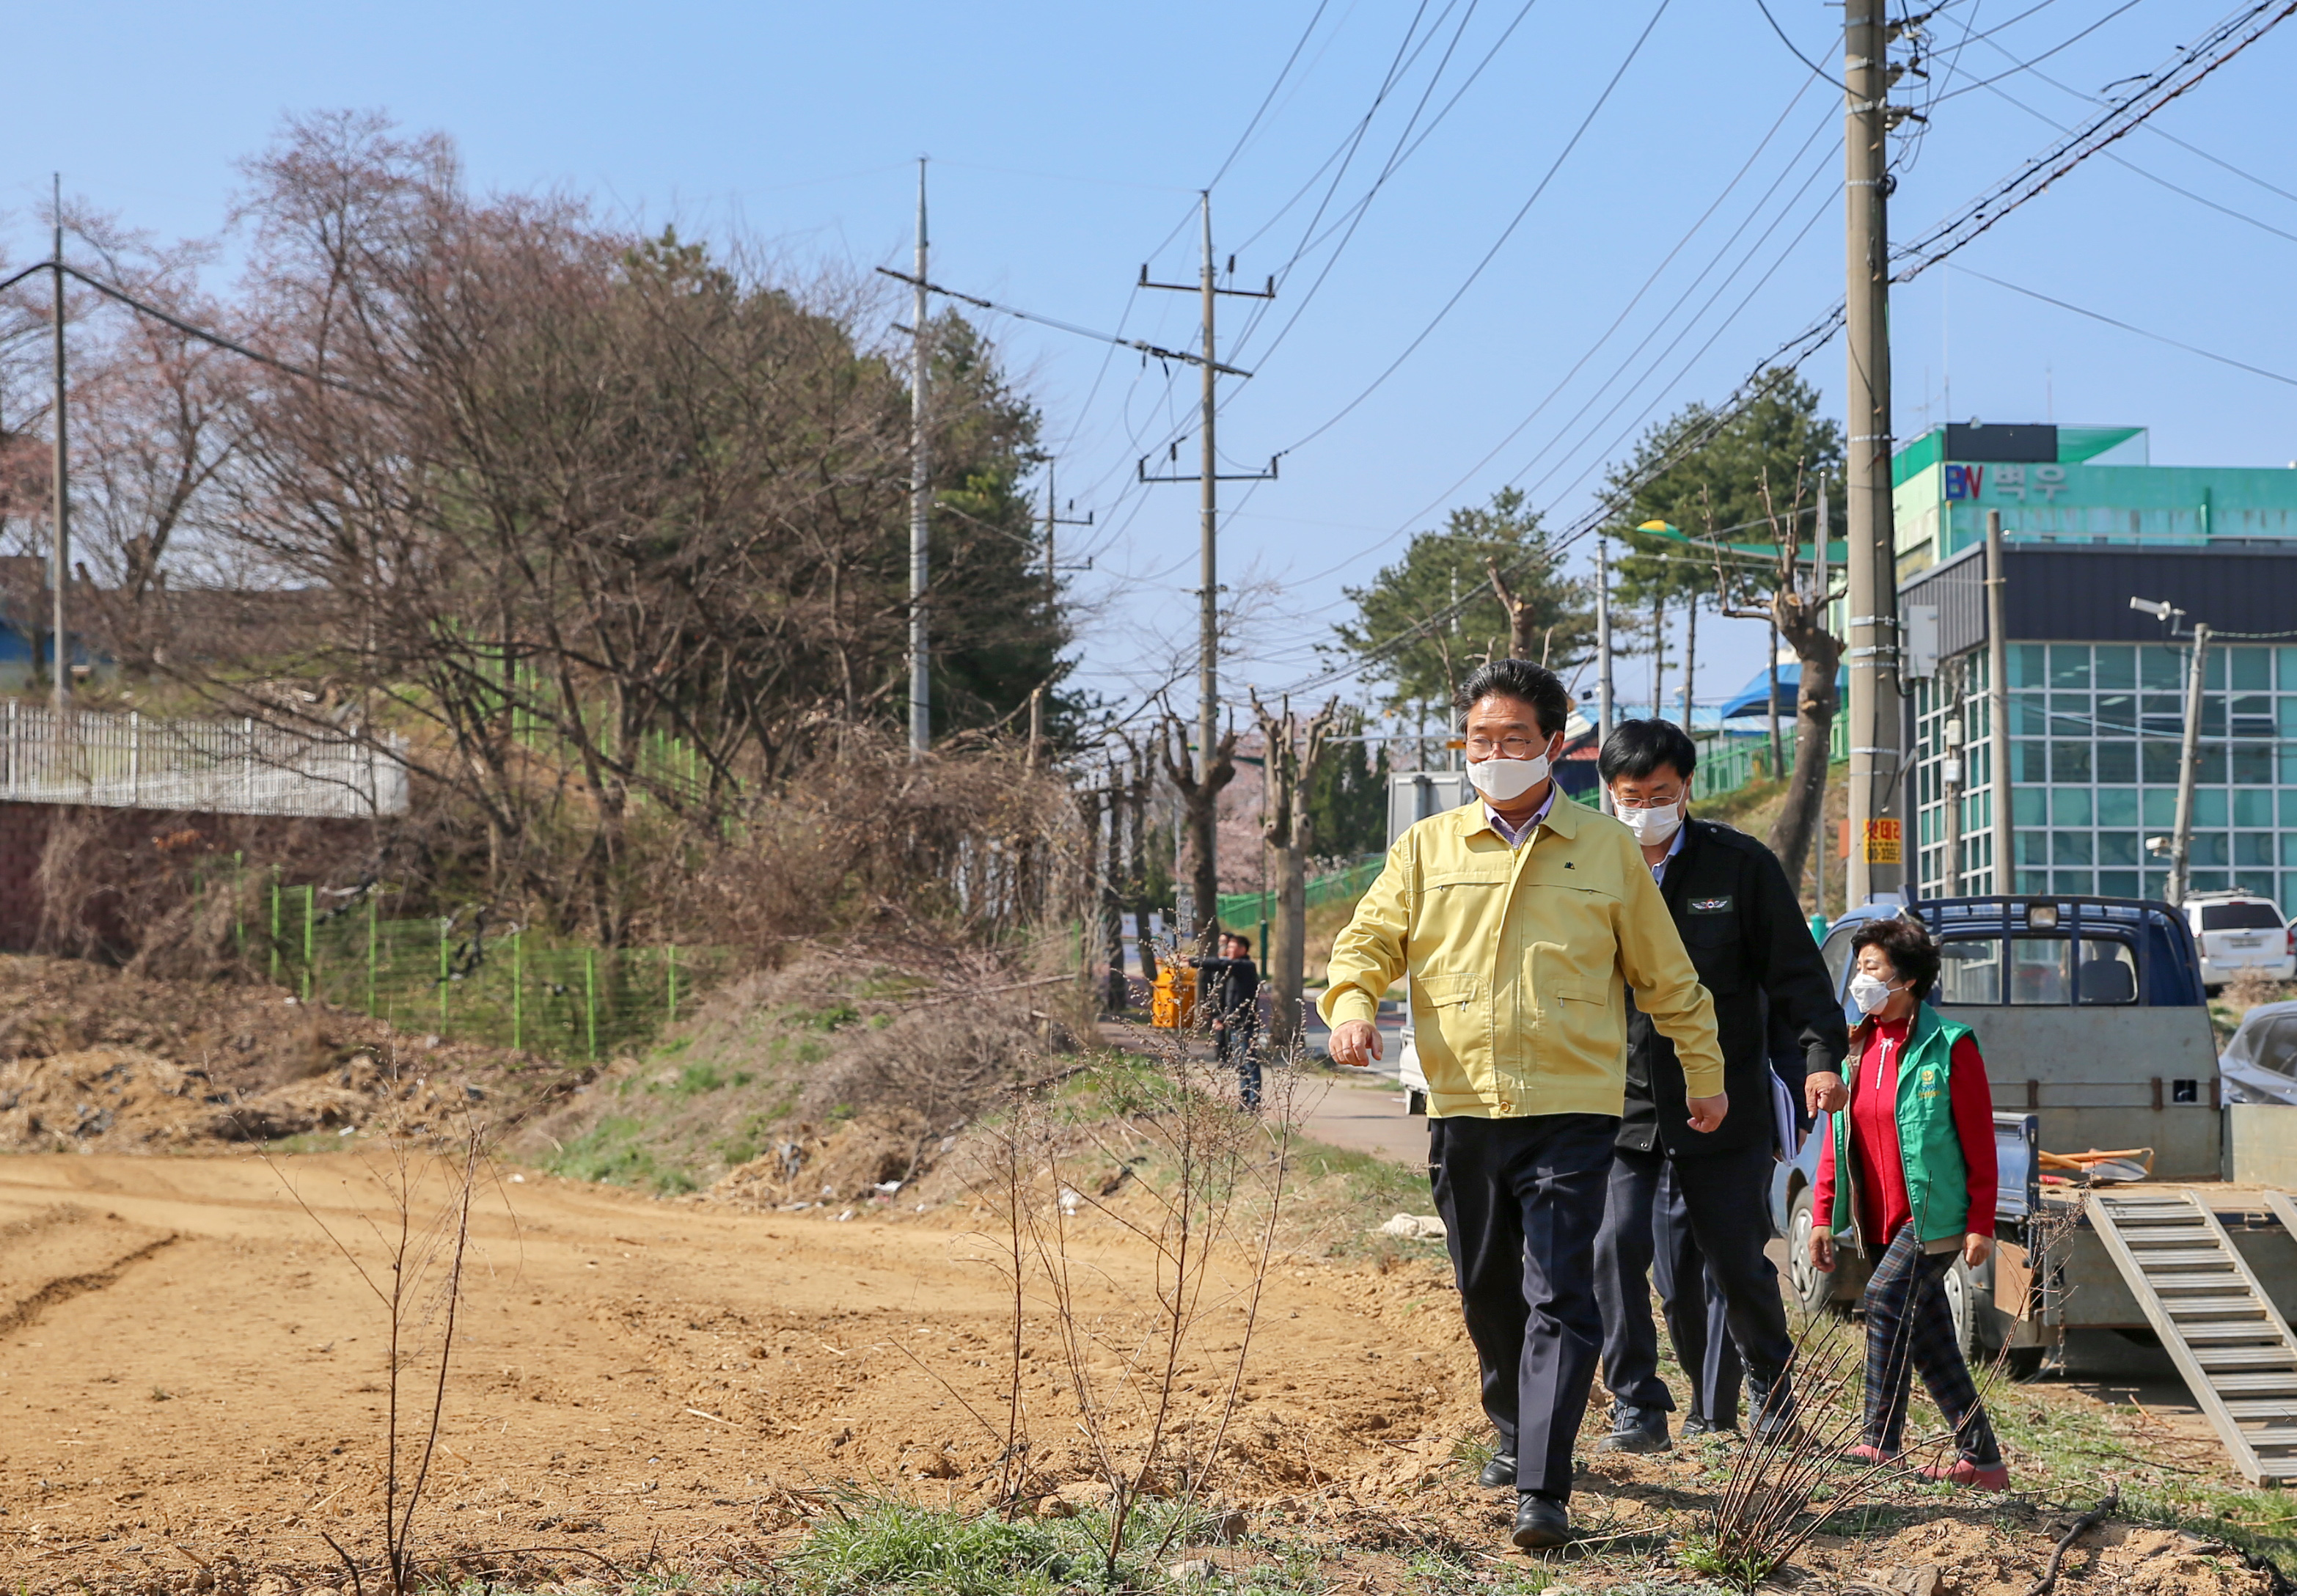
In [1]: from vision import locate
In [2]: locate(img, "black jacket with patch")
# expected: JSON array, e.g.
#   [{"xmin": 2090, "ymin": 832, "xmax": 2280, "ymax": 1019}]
[{"xmin": 1619, "ymin": 819, "xmax": 1847, "ymax": 1158}]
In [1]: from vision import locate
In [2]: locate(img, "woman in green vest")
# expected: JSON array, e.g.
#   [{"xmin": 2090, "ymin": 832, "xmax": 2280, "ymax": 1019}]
[{"xmin": 1809, "ymin": 915, "xmax": 2007, "ymax": 1489}]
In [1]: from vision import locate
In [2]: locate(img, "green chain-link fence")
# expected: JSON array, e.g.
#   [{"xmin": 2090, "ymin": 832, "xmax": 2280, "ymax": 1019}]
[{"xmin": 216, "ymin": 871, "xmax": 725, "ymax": 1062}]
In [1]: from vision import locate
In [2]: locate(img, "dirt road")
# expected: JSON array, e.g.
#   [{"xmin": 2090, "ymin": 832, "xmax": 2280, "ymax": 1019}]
[{"xmin": 0, "ymin": 1152, "xmax": 1479, "ymax": 1584}]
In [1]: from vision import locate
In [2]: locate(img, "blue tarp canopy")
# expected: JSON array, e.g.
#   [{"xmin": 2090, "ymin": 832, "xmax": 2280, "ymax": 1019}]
[{"xmin": 1717, "ymin": 661, "xmax": 1845, "ymax": 720}]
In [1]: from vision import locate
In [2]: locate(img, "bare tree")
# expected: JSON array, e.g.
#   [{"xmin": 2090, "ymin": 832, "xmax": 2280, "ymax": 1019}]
[
  {"xmin": 1158, "ymin": 713, "xmax": 1236, "ymax": 950},
  {"xmin": 1250, "ymin": 692, "xmax": 1338, "ymax": 1050},
  {"xmin": 1716, "ymin": 464, "xmax": 1841, "ymax": 887}
]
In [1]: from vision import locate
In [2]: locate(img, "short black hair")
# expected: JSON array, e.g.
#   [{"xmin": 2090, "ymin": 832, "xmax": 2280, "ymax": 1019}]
[
  {"xmin": 1850, "ymin": 915, "xmax": 1941, "ymax": 1001},
  {"xmin": 1454, "ymin": 659, "xmax": 1571, "ymax": 737},
  {"xmin": 1598, "ymin": 718, "xmax": 1699, "ymax": 784},
  {"xmin": 1226, "ymin": 931, "xmax": 1252, "ymax": 953}
]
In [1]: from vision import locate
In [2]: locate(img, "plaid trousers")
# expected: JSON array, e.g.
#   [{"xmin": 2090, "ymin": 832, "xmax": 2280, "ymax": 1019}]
[{"xmin": 1861, "ymin": 1223, "xmax": 2001, "ymax": 1465}]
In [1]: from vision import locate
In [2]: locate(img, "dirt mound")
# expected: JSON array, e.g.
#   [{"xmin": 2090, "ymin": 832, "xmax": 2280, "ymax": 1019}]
[{"xmin": 0, "ymin": 955, "xmax": 587, "ymax": 1154}]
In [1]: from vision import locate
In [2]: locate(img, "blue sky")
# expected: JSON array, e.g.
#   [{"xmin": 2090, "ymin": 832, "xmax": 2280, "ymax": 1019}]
[{"xmin": 5, "ymin": 1, "xmax": 2293, "ymax": 731}]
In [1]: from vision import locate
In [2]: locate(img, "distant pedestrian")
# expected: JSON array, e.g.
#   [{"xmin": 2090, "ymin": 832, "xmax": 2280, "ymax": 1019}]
[
  {"xmin": 1192, "ymin": 931, "xmax": 1263, "ymax": 1110},
  {"xmin": 1589, "ymin": 719, "xmax": 1848, "ymax": 1454},
  {"xmin": 1320, "ymin": 661, "xmax": 1725, "ymax": 1552},
  {"xmin": 1810, "ymin": 915, "xmax": 2008, "ymax": 1490}
]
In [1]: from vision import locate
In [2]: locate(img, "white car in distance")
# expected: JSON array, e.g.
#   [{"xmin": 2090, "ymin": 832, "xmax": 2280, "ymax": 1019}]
[{"xmin": 2183, "ymin": 892, "xmax": 2297, "ymax": 992}]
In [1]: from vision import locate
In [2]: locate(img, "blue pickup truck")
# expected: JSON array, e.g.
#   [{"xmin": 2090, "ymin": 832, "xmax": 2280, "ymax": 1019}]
[{"xmin": 1770, "ymin": 894, "xmax": 2221, "ymax": 1366}]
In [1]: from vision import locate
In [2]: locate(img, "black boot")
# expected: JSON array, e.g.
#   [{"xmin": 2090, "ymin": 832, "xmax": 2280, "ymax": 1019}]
[
  {"xmin": 1476, "ymin": 1451, "xmax": 1517, "ymax": 1488},
  {"xmin": 1511, "ymin": 1491, "xmax": 1572, "ymax": 1550}
]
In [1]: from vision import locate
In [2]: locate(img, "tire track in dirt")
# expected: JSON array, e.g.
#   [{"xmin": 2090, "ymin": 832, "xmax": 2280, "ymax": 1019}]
[{"xmin": 0, "ymin": 1228, "xmax": 181, "ymax": 1336}]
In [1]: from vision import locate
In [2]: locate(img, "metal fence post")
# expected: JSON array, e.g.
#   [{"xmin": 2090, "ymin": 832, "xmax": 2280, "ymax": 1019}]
[
  {"xmin": 585, "ymin": 948, "xmax": 598, "ymax": 1062},
  {"xmin": 269, "ymin": 868, "xmax": 281, "ymax": 985},
  {"xmin": 302, "ymin": 884, "xmax": 315, "ymax": 1002},
  {"xmin": 367, "ymin": 893, "xmax": 378, "ymax": 1018},
  {"xmin": 513, "ymin": 929, "xmax": 523, "ymax": 1053},
  {"xmin": 439, "ymin": 917, "xmax": 450, "ymax": 1030}
]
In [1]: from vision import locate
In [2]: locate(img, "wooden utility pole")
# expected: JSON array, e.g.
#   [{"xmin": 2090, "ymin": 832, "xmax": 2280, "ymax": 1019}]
[
  {"xmin": 1138, "ymin": 193, "xmax": 1273, "ymax": 942},
  {"xmin": 1843, "ymin": 0, "xmax": 1902, "ymax": 903}
]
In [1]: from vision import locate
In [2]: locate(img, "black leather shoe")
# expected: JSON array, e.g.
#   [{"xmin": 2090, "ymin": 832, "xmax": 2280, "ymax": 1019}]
[
  {"xmin": 1748, "ymin": 1374, "xmax": 1800, "ymax": 1445},
  {"xmin": 1476, "ymin": 1452, "xmax": 1517, "ymax": 1489},
  {"xmin": 1591, "ymin": 1403, "xmax": 1671, "ymax": 1454},
  {"xmin": 1511, "ymin": 1492, "xmax": 1572, "ymax": 1551}
]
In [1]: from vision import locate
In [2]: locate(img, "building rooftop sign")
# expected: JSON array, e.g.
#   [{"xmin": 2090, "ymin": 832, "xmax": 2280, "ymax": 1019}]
[{"xmin": 1891, "ymin": 422, "xmax": 2297, "ymax": 576}]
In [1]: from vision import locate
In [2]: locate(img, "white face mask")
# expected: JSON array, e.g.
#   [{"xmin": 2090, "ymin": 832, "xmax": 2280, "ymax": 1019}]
[
  {"xmin": 1617, "ymin": 800, "xmax": 1682, "ymax": 846},
  {"xmin": 1848, "ymin": 971, "xmax": 1904, "ymax": 1016},
  {"xmin": 1466, "ymin": 742, "xmax": 1553, "ymax": 802}
]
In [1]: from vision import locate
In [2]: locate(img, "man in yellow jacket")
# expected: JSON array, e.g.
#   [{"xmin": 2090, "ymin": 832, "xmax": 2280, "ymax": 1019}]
[{"xmin": 1322, "ymin": 659, "xmax": 1726, "ymax": 1551}]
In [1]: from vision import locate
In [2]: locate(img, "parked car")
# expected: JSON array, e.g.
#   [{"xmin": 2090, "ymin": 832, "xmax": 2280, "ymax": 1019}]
[
  {"xmin": 2182, "ymin": 890, "xmax": 2297, "ymax": 992},
  {"xmin": 2221, "ymin": 999, "xmax": 2297, "ymax": 1106}
]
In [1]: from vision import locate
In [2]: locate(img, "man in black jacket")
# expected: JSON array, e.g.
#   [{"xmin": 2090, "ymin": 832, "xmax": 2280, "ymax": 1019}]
[
  {"xmin": 1588, "ymin": 720, "xmax": 1849, "ymax": 1453},
  {"xmin": 1192, "ymin": 932, "xmax": 1263, "ymax": 1110}
]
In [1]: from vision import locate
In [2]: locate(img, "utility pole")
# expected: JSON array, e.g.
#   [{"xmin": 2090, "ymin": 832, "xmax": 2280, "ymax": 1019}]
[
  {"xmin": 1139, "ymin": 192, "xmax": 1274, "ymax": 937},
  {"xmin": 2167, "ymin": 621, "xmax": 2211, "ymax": 907},
  {"xmin": 907, "ymin": 159, "xmax": 931, "ymax": 757},
  {"xmin": 1030, "ymin": 466, "xmax": 1093, "ymax": 762},
  {"xmin": 1986, "ymin": 509, "xmax": 2013, "ymax": 893},
  {"xmin": 50, "ymin": 173, "xmax": 69, "ymax": 713},
  {"xmin": 1843, "ymin": 0, "xmax": 1902, "ymax": 904}
]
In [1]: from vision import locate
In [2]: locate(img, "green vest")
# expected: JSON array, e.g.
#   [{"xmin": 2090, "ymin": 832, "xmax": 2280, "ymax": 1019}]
[{"xmin": 1825, "ymin": 1004, "xmax": 1975, "ymax": 1251}]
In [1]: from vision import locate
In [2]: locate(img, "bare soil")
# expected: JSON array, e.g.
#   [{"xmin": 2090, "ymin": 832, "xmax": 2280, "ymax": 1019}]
[{"xmin": 0, "ymin": 1149, "xmax": 2280, "ymax": 1595}]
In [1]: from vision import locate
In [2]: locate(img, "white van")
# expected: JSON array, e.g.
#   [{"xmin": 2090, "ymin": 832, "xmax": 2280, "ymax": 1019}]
[{"xmin": 2181, "ymin": 891, "xmax": 2296, "ymax": 991}]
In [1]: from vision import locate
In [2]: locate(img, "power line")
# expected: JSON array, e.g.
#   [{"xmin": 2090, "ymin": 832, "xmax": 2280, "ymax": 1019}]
[
  {"xmin": 1206, "ymin": 0, "xmax": 1338, "ymax": 189},
  {"xmin": 1951, "ymin": 263, "xmax": 2297, "ymax": 387},
  {"xmin": 1270, "ymin": 0, "xmax": 1677, "ymax": 458},
  {"xmin": 1749, "ymin": 0, "xmax": 1845, "ymax": 87},
  {"xmin": 1891, "ymin": 0, "xmax": 2297, "ymax": 279},
  {"xmin": 1275, "ymin": 84, "xmax": 1828, "ymax": 590},
  {"xmin": 1929, "ymin": 0, "xmax": 2147, "ymax": 103}
]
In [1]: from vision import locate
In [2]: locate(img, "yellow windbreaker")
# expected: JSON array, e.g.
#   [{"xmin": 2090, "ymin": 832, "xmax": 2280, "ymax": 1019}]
[{"xmin": 1318, "ymin": 793, "xmax": 1724, "ymax": 1120}]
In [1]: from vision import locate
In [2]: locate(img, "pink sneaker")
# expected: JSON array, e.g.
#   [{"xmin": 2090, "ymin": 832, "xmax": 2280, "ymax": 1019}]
[
  {"xmin": 1919, "ymin": 1457, "xmax": 2010, "ymax": 1490},
  {"xmin": 1839, "ymin": 1442, "xmax": 1903, "ymax": 1466}
]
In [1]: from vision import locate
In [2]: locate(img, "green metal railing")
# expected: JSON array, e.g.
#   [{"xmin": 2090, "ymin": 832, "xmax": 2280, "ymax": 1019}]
[
  {"xmin": 1215, "ymin": 853, "xmax": 1385, "ymax": 931},
  {"xmin": 1691, "ymin": 717, "xmax": 1853, "ymax": 800},
  {"xmin": 213, "ymin": 868, "xmax": 722, "ymax": 1062}
]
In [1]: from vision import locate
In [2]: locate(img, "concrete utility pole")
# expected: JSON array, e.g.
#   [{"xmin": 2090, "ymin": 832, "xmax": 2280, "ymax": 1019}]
[
  {"xmin": 2168, "ymin": 621, "xmax": 2211, "ymax": 907},
  {"xmin": 1030, "ymin": 466, "xmax": 1093, "ymax": 761},
  {"xmin": 1139, "ymin": 193, "xmax": 1273, "ymax": 928},
  {"xmin": 1594, "ymin": 532, "xmax": 1615, "ymax": 812},
  {"xmin": 907, "ymin": 158, "xmax": 931, "ymax": 756},
  {"xmin": 1813, "ymin": 474, "xmax": 1829, "ymax": 901},
  {"xmin": 50, "ymin": 174, "xmax": 69, "ymax": 712},
  {"xmin": 1986, "ymin": 509, "xmax": 2014, "ymax": 894},
  {"xmin": 1842, "ymin": 0, "xmax": 1902, "ymax": 904}
]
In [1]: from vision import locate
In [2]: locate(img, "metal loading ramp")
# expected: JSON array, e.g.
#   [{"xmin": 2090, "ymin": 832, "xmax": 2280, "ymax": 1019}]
[{"xmin": 2087, "ymin": 1189, "xmax": 2297, "ymax": 1484}]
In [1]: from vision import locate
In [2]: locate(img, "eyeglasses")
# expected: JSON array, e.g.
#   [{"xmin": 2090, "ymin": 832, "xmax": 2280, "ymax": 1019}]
[{"xmin": 1464, "ymin": 734, "xmax": 1550, "ymax": 759}]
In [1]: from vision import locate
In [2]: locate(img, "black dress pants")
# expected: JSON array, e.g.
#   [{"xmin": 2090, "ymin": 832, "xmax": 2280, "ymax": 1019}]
[
  {"xmin": 1593, "ymin": 1141, "xmax": 1795, "ymax": 1425},
  {"xmin": 1594, "ymin": 1143, "xmax": 1738, "ymax": 1423},
  {"xmin": 1429, "ymin": 1112, "xmax": 1616, "ymax": 1501}
]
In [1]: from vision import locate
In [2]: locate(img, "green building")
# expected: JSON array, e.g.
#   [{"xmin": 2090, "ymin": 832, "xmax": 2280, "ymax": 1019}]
[{"xmin": 1894, "ymin": 425, "xmax": 2297, "ymax": 906}]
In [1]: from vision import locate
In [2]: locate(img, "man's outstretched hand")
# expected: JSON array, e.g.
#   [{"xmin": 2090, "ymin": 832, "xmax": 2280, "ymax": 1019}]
[
  {"xmin": 1329, "ymin": 1019, "xmax": 1382, "ymax": 1069},
  {"xmin": 1686, "ymin": 1091, "xmax": 1729, "ymax": 1134}
]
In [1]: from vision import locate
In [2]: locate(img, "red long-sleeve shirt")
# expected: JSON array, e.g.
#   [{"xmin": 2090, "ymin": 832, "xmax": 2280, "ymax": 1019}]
[{"xmin": 1814, "ymin": 1015, "xmax": 1997, "ymax": 1246}]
